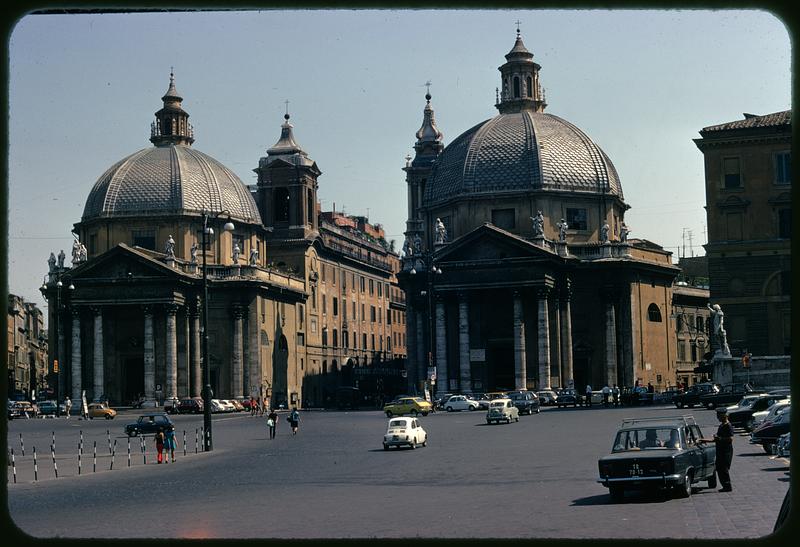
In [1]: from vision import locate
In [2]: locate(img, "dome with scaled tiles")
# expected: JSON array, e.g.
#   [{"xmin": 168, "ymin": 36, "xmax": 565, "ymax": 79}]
[
  {"xmin": 423, "ymin": 33, "xmax": 623, "ymax": 207},
  {"xmin": 82, "ymin": 73, "xmax": 262, "ymax": 225}
]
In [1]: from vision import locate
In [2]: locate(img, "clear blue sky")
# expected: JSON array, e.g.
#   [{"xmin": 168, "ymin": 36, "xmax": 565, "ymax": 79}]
[{"xmin": 7, "ymin": 9, "xmax": 791, "ymax": 311}]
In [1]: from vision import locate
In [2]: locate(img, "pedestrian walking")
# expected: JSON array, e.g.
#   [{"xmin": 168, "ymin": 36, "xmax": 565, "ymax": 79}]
[
  {"xmin": 585, "ymin": 384, "xmax": 593, "ymax": 407},
  {"xmin": 155, "ymin": 430, "xmax": 166, "ymax": 464},
  {"xmin": 602, "ymin": 385, "xmax": 611, "ymax": 407},
  {"xmin": 612, "ymin": 384, "xmax": 620, "ymax": 407},
  {"xmin": 64, "ymin": 397, "xmax": 72, "ymax": 418},
  {"xmin": 700, "ymin": 408, "xmax": 735, "ymax": 492},
  {"xmin": 267, "ymin": 408, "xmax": 278, "ymax": 439},
  {"xmin": 287, "ymin": 406, "xmax": 300, "ymax": 435},
  {"xmin": 250, "ymin": 397, "xmax": 258, "ymax": 417},
  {"xmin": 164, "ymin": 426, "xmax": 177, "ymax": 463}
]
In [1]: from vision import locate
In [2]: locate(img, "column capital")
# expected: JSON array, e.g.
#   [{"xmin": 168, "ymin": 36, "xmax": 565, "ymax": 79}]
[
  {"xmin": 165, "ymin": 303, "xmax": 180, "ymax": 315},
  {"xmin": 457, "ymin": 291, "xmax": 469, "ymax": 303},
  {"xmin": 232, "ymin": 304, "xmax": 246, "ymax": 319},
  {"xmin": 89, "ymin": 305, "xmax": 102, "ymax": 316},
  {"xmin": 142, "ymin": 304, "xmax": 154, "ymax": 316},
  {"xmin": 71, "ymin": 306, "xmax": 81, "ymax": 318},
  {"xmin": 536, "ymin": 286, "xmax": 551, "ymax": 299}
]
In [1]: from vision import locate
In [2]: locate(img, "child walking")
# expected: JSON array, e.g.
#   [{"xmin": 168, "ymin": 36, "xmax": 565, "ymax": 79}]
[{"xmin": 155, "ymin": 429, "xmax": 166, "ymax": 464}]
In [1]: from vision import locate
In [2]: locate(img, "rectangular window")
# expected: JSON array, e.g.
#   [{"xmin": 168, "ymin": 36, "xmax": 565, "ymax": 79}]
[
  {"xmin": 297, "ymin": 333, "xmax": 305, "ymax": 346},
  {"xmin": 363, "ymin": 333, "xmax": 368, "ymax": 350},
  {"xmin": 377, "ymin": 282, "xmax": 382, "ymax": 298},
  {"xmin": 89, "ymin": 233, "xmax": 98, "ymax": 255},
  {"xmin": 566, "ymin": 208, "xmax": 587, "ymax": 231},
  {"xmin": 677, "ymin": 341, "xmax": 686, "ymax": 361},
  {"xmin": 690, "ymin": 342, "xmax": 697, "ymax": 362},
  {"xmin": 310, "ymin": 319, "xmax": 317, "ymax": 334},
  {"xmin": 298, "ymin": 304, "xmax": 304, "ymax": 326},
  {"xmin": 322, "ymin": 295, "xmax": 327, "ymax": 315},
  {"xmin": 369, "ymin": 279, "xmax": 374, "ymax": 295},
  {"xmin": 775, "ymin": 152, "xmax": 791, "ymax": 185},
  {"xmin": 371, "ymin": 334, "xmax": 375, "ymax": 350},
  {"xmin": 726, "ymin": 212, "xmax": 743, "ymax": 241},
  {"xmin": 360, "ymin": 276, "xmax": 366, "ymax": 293},
  {"xmin": 371, "ymin": 306, "xmax": 376, "ymax": 322},
  {"xmin": 322, "ymin": 264, "xmax": 326, "ymax": 283},
  {"xmin": 696, "ymin": 316, "xmax": 704, "ymax": 333},
  {"xmin": 352, "ymin": 301, "xmax": 356, "ymax": 320},
  {"xmin": 332, "ymin": 268, "xmax": 336, "ymax": 285},
  {"xmin": 132, "ymin": 229, "xmax": 156, "ymax": 250},
  {"xmin": 491, "ymin": 208, "xmax": 516, "ymax": 230},
  {"xmin": 341, "ymin": 270, "xmax": 346, "ymax": 290},
  {"xmin": 333, "ymin": 297, "xmax": 338, "ymax": 316},
  {"xmin": 778, "ymin": 209, "xmax": 791, "ymax": 239},
  {"xmin": 362, "ymin": 304, "xmax": 366, "ymax": 322},
  {"xmin": 385, "ymin": 283, "xmax": 390, "ymax": 299},
  {"xmin": 353, "ymin": 332, "xmax": 357, "ymax": 348},
  {"xmin": 387, "ymin": 309, "xmax": 391, "ymax": 324},
  {"xmin": 723, "ymin": 157, "xmax": 742, "ymax": 189}
]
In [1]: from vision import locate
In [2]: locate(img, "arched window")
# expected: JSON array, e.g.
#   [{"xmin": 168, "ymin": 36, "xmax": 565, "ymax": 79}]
[
  {"xmin": 513, "ymin": 76, "xmax": 521, "ymax": 98},
  {"xmin": 647, "ymin": 304, "xmax": 662, "ymax": 322},
  {"xmin": 274, "ymin": 187, "xmax": 290, "ymax": 222},
  {"xmin": 526, "ymin": 76, "xmax": 533, "ymax": 98}
]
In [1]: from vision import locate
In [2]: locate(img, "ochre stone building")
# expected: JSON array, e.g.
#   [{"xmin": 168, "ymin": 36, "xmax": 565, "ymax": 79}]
[{"xmin": 399, "ymin": 32, "xmax": 683, "ymax": 395}]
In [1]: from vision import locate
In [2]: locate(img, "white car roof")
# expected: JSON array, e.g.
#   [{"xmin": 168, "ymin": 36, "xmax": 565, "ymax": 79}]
[
  {"xmin": 387, "ymin": 417, "xmax": 414, "ymax": 424},
  {"xmin": 490, "ymin": 398, "xmax": 511, "ymax": 403}
]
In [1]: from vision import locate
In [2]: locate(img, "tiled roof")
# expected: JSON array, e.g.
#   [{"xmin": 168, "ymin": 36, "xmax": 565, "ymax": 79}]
[
  {"xmin": 700, "ymin": 110, "xmax": 791, "ymax": 133},
  {"xmin": 425, "ymin": 111, "xmax": 623, "ymax": 205},
  {"xmin": 82, "ymin": 144, "xmax": 262, "ymax": 223}
]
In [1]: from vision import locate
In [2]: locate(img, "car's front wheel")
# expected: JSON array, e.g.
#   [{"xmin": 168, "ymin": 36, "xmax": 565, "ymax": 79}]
[
  {"xmin": 127, "ymin": 429, "xmax": 137, "ymax": 437},
  {"xmin": 446, "ymin": 406, "xmax": 453, "ymax": 412},
  {"xmin": 411, "ymin": 438, "xmax": 417, "ymax": 449},
  {"xmin": 411, "ymin": 409, "xmax": 419, "ymax": 417},
  {"xmin": 609, "ymin": 486, "xmax": 624, "ymax": 503},
  {"xmin": 383, "ymin": 443, "xmax": 388, "ymax": 451},
  {"xmin": 676, "ymin": 470, "xmax": 693, "ymax": 498},
  {"xmin": 468, "ymin": 406, "xmax": 476, "ymax": 411},
  {"xmin": 676, "ymin": 402, "xmax": 684, "ymax": 409},
  {"xmin": 706, "ymin": 403, "xmax": 716, "ymax": 410},
  {"xmin": 105, "ymin": 415, "xmax": 113, "ymax": 420}
]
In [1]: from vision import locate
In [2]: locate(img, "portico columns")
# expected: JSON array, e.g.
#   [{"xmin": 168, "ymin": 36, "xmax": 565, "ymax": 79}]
[
  {"xmin": 458, "ymin": 293, "xmax": 471, "ymax": 394},
  {"xmin": 434, "ymin": 297, "xmax": 448, "ymax": 394},
  {"xmin": 232, "ymin": 305, "xmax": 245, "ymax": 399},
  {"xmin": 143, "ymin": 306, "xmax": 156, "ymax": 402},
  {"xmin": 178, "ymin": 307, "xmax": 190, "ymax": 398},
  {"xmin": 604, "ymin": 294, "xmax": 618, "ymax": 388},
  {"xmin": 165, "ymin": 304, "xmax": 178, "ymax": 400},
  {"xmin": 247, "ymin": 306, "xmax": 259, "ymax": 399},
  {"xmin": 190, "ymin": 305, "xmax": 201, "ymax": 398},
  {"xmin": 559, "ymin": 286, "xmax": 574, "ymax": 388},
  {"xmin": 70, "ymin": 308, "xmax": 82, "ymax": 405},
  {"xmin": 513, "ymin": 291, "xmax": 527, "ymax": 391},
  {"xmin": 536, "ymin": 288, "xmax": 551, "ymax": 390},
  {"xmin": 91, "ymin": 306, "xmax": 104, "ymax": 401}
]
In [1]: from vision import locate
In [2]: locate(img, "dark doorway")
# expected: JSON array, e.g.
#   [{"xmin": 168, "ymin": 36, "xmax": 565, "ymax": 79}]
[
  {"xmin": 123, "ymin": 357, "xmax": 144, "ymax": 404},
  {"xmin": 487, "ymin": 343, "xmax": 514, "ymax": 391}
]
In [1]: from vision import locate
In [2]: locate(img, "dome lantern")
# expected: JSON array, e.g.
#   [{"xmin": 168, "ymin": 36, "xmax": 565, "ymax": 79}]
[
  {"xmin": 495, "ymin": 28, "xmax": 547, "ymax": 114},
  {"xmin": 150, "ymin": 69, "xmax": 195, "ymax": 147}
]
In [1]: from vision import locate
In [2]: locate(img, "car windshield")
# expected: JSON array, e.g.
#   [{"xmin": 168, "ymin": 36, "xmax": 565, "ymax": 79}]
[
  {"xmin": 613, "ymin": 428, "xmax": 681, "ymax": 451},
  {"xmin": 738, "ymin": 397, "xmax": 758, "ymax": 408},
  {"xmin": 389, "ymin": 420, "xmax": 408, "ymax": 428},
  {"xmin": 490, "ymin": 401, "xmax": 505, "ymax": 407}
]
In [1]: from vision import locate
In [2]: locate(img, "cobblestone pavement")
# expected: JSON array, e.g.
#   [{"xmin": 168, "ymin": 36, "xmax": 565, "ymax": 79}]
[{"xmin": 6, "ymin": 404, "xmax": 790, "ymax": 538}]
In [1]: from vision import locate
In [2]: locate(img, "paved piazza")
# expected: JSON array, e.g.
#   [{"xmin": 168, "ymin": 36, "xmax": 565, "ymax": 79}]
[{"xmin": 6, "ymin": 404, "xmax": 790, "ymax": 539}]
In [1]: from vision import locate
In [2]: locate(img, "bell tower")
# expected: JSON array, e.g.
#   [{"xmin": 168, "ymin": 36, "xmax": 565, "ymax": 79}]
[
  {"xmin": 254, "ymin": 107, "xmax": 321, "ymax": 242},
  {"xmin": 403, "ymin": 85, "xmax": 444, "ymax": 252},
  {"xmin": 495, "ymin": 27, "xmax": 547, "ymax": 114}
]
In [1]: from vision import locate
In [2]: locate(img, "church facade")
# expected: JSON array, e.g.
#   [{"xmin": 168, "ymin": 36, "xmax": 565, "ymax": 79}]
[
  {"xmin": 399, "ymin": 32, "xmax": 682, "ymax": 395},
  {"xmin": 41, "ymin": 74, "xmax": 406, "ymax": 408}
]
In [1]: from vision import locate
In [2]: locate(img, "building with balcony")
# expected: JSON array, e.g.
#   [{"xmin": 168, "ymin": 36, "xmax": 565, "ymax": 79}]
[{"xmin": 6, "ymin": 294, "xmax": 48, "ymax": 399}]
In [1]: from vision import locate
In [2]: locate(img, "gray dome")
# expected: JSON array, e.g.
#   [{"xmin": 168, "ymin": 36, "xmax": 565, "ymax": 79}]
[
  {"xmin": 424, "ymin": 111, "xmax": 623, "ymax": 205},
  {"xmin": 82, "ymin": 144, "xmax": 262, "ymax": 224}
]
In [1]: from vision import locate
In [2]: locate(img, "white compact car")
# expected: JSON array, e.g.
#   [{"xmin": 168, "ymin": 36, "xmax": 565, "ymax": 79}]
[
  {"xmin": 443, "ymin": 395, "xmax": 479, "ymax": 412},
  {"xmin": 486, "ymin": 398, "xmax": 520, "ymax": 424},
  {"xmin": 383, "ymin": 417, "xmax": 427, "ymax": 450}
]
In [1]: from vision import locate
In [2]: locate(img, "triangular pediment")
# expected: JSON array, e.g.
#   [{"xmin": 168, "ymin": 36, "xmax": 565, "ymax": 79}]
[
  {"xmin": 69, "ymin": 244, "xmax": 191, "ymax": 281},
  {"xmin": 435, "ymin": 223, "xmax": 560, "ymax": 263}
]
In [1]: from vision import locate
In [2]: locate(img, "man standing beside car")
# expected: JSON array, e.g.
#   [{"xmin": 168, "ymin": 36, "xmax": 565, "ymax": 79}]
[
  {"xmin": 585, "ymin": 384, "xmax": 593, "ymax": 408},
  {"xmin": 700, "ymin": 408, "xmax": 734, "ymax": 492}
]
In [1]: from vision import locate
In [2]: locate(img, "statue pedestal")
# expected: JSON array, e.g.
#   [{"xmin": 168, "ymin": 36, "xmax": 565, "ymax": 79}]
[
  {"xmin": 555, "ymin": 241, "xmax": 569, "ymax": 257},
  {"xmin": 165, "ymin": 257, "xmax": 175, "ymax": 269},
  {"xmin": 619, "ymin": 242, "xmax": 632, "ymax": 257},
  {"xmin": 233, "ymin": 266, "xmax": 241, "ymax": 277},
  {"xmin": 188, "ymin": 263, "xmax": 198, "ymax": 274},
  {"xmin": 532, "ymin": 236, "xmax": 546, "ymax": 248},
  {"xmin": 600, "ymin": 243, "xmax": 612, "ymax": 258}
]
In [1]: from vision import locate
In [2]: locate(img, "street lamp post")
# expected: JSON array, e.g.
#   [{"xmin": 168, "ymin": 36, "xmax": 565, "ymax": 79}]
[
  {"xmin": 410, "ymin": 253, "xmax": 441, "ymax": 400},
  {"xmin": 40, "ymin": 274, "xmax": 74, "ymax": 417},
  {"xmin": 201, "ymin": 211, "xmax": 234, "ymax": 452}
]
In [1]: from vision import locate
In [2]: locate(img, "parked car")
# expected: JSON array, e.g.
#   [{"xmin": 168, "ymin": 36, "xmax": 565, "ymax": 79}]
[
  {"xmin": 776, "ymin": 432, "xmax": 790, "ymax": 458},
  {"xmin": 219, "ymin": 400, "xmax": 237, "ymax": 412},
  {"xmin": 177, "ymin": 397, "xmax": 204, "ymax": 414},
  {"xmin": 537, "ymin": 390, "xmax": 558, "ymax": 406},
  {"xmin": 726, "ymin": 394, "xmax": 784, "ymax": 431},
  {"xmin": 8, "ymin": 401, "xmax": 37, "ymax": 419},
  {"xmin": 474, "ymin": 393, "xmax": 495, "ymax": 410},
  {"xmin": 750, "ymin": 408, "xmax": 791, "ymax": 454},
  {"xmin": 383, "ymin": 397, "xmax": 432, "ymax": 417},
  {"xmin": 752, "ymin": 400, "xmax": 791, "ymax": 431},
  {"xmin": 382, "ymin": 417, "xmax": 427, "ymax": 450},
  {"xmin": 124, "ymin": 413, "xmax": 174, "ymax": 437},
  {"xmin": 37, "ymin": 400, "xmax": 58, "ymax": 416},
  {"xmin": 209, "ymin": 399, "xmax": 226, "ymax": 413},
  {"xmin": 88, "ymin": 402, "xmax": 117, "ymax": 420},
  {"xmin": 768, "ymin": 388, "xmax": 791, "ymax": 397},
  {"xmin": 699, "ymin": 383, "xmax": 758, "ymax": 410},
  {"xmin": 556, "ymin": 388, "xmax": 581, "ymax": 408},
  {"xmin": 673, "ymin": 382, "xmax": 719, "ymax": 409},
  {"xmin": 443, "ymin": 395, "xmax": 479, "ymax": 412},
  {"xmin": 164, "ymin": 397, "xmax": 181, "ymax": 414},
  {"xmin": 486, "ymin": 398, "xmax": 519, "ymax": 424},
  {"xmin": 506, "ymin": 390, "xmax": 540, "ymax": 415},
  {"xmin": 597, "ymin": 415, "xmax": 717, "ymax": 502},
  {"xmin": 229, "ymin": 399, "xmax": 245, "ymax": 412}
]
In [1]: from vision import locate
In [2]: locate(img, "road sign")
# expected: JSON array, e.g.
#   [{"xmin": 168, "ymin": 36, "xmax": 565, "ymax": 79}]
[{"xmin": 53, "ymin": 359, "xmax": 59, "ymax": 373}]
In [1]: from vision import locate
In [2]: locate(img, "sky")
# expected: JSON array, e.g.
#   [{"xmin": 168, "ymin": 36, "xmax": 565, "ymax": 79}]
[{"xmin": 7, "ymin": 9, "xmax": 791, "ymax": 311}]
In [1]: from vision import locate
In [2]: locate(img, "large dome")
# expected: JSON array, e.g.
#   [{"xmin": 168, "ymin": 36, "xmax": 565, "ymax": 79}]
[
  {"xmin": 424, "ymin": 111, "xmax": 623, "ymax": 206},
  {"xmin": 82, "ymin": 144, "xmax": 262, "ymax": 224}
]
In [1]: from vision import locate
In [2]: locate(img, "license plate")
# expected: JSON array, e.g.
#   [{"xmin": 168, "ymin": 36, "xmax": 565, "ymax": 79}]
[{"xmin": 393, "ymin": 436, "xmax": 398, "ymax": 440}]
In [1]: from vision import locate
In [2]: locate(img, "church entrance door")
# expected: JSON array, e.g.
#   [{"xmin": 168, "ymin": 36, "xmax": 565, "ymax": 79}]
[
  {"xmin": 123, "ymin": 357, "xmax": 144, "ymax": 405},
  {"xmin": 487, "ymin": 343, "xmax": 514, "ymax": 392}
]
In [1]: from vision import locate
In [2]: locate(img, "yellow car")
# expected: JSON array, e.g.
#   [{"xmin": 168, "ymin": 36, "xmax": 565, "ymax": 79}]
[
  {"xmin": 88, "ymin": 402, "xmax": 117, "ymax": 420},
  {"xmin": 383, "ymin": 397, "xmax": 432, "ymax": 417}
]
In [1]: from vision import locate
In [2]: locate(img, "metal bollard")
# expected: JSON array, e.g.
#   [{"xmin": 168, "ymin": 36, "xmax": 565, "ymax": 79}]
[
  {"xmin": 141, "ymin": 436, "xmax": 146, "ymax": 465},
  {"xmin": 183, "ymin": 430, "xmax": 187, "ymax": 457},
  {"xmin": 19, "ymin": 433, "xmax": 24, "ymax": 457},
  {"xmin": 78, "ymin": 441, "xmax": 81, "ymax": 475},
  {"xmin": 127, "ymin": 437, "xmax": 131, "ymax": 468},
  {"xmin": 107, "ymin": 429, "xmax": 112, "ymax": 455},
  {"xmin": 51, "ymin": 444, "xmax": 58, "ymax": 478},
  {"xmin": 195, "ymin": 428, "xmax": 198, "ymax": 454},
  {"xmin": 33, "ymin": 447, "xmax": 38, "ymax": 482},
  {"xmin": 93, "ymin": 441, "xmax": 97, "ymax": 473},
  {"xmin": 52, "ymin": 431, "xmax": 56, "ymax": 453},
  {"xmin": 110, "ymin": 439, "xmax": 117, "ymax": 470},
  {"xmin": 11, "ymin": 448, "xmax": 16, "ymax": 484}
]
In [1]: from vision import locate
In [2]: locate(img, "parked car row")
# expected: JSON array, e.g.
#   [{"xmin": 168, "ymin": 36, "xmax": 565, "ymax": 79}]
[{"xmin": 750, "ymin": 404, "xmax": 791, "ymax": 454}]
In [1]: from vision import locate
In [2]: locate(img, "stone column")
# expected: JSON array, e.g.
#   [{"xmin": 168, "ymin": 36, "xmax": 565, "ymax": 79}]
[
  {"xmin": 605, "ymin": 295, "xmax": 618, "ymax": 388},
  {"xmin": 165, "ymin": 304, "xmax": 178, "ymax": 400},
  {"xmin": 559, "ymin": 286, "xmax": 574, "ymax": 388},
  {"xmin": 143, "ymin": 306, "xmax": 156, "ymax": 402},
  {"xmin": 406, "ymin": 306, "xmax": 418, "ymax": 393},
  {"xmin": 57, "ymin": 311, "xmax": 65, "ymax": 408},
  {"xmin": 536, "ymin": 288, "xmax": 551, "ymax": 390},
  {"xmin": 232, "ymin": 306, "xmax": 245, "ymax": 399},
  {"xmin": 513, "ymin": 291, "xmax": 527, "ymax": 391},
  {"xmin": 178, "ymin": 307, "xmax": 190, "ymax": 398},
  {"xmin": 190, "ymin": 305, "xmax": 201, "ymax": 398},
  {"xmin": 91, "ymin": 306, "xmax": 104, "ymax": 401},
  {"xmin": 618, "ymin": 291, "xmax": 634, "ymax": 389},
  {"xmin": 434, "ymin": 297, "xmax": 448, "ymax": 393},
  {"xmin": 551, "ymin": 293, "xmax": 562, "ymax": 389},
  {"xmin": 458, "ymin": 293, "xmax": 471, "ymax": 394},
  {"xmin": 70, "ymin": 308, "xmax": 82, "ymax": 405},
  {"xmin": 247, "ymin": 306, "xmax": 259, "ymax": 399}
]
